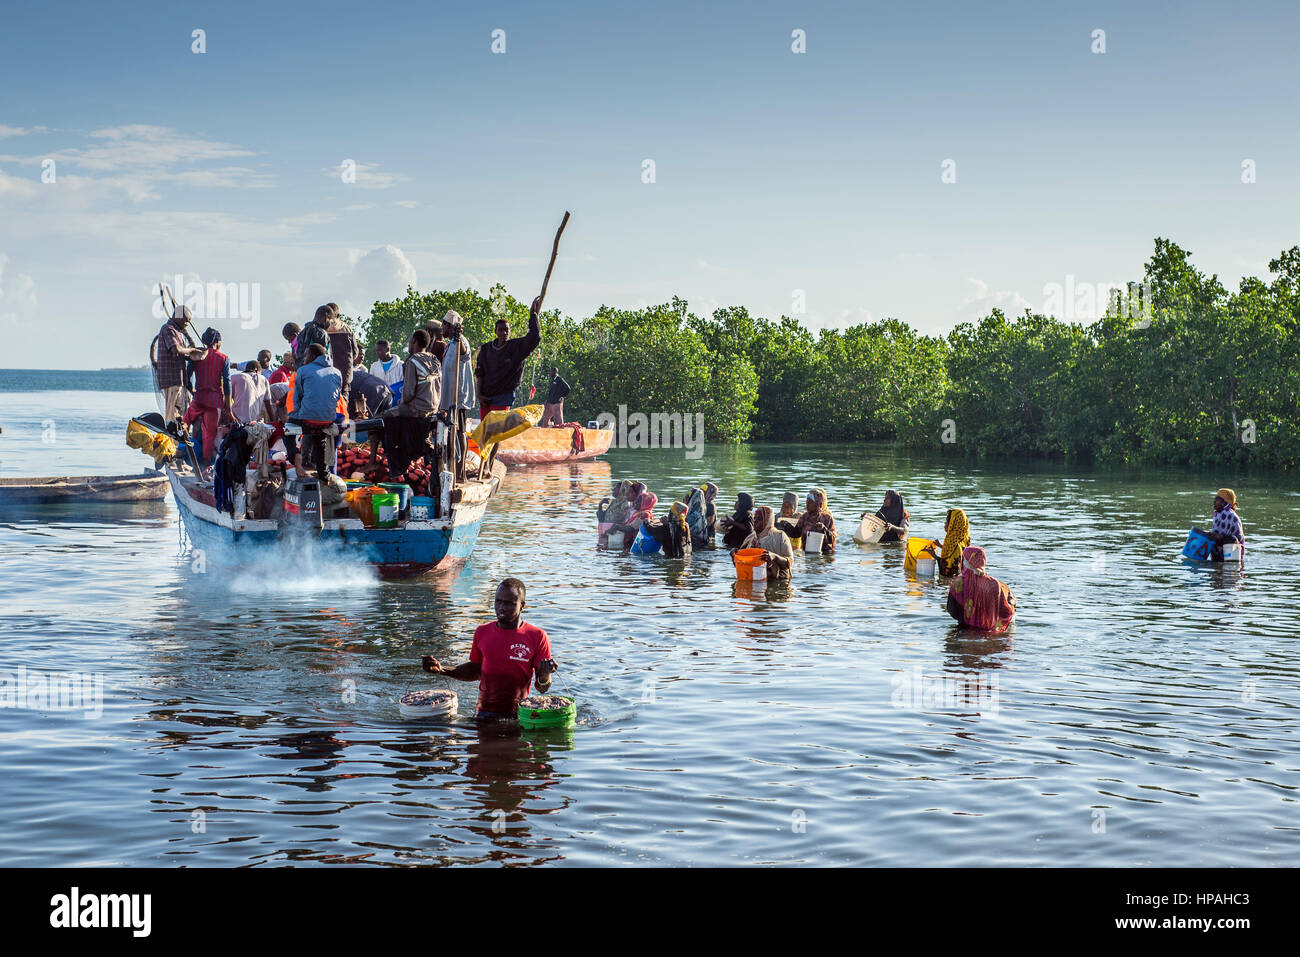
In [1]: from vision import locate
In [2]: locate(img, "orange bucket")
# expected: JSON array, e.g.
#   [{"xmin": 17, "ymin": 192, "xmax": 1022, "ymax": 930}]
[{"xmin": 734, "ymin": 547, "xmax": 768, "ymax": 582}]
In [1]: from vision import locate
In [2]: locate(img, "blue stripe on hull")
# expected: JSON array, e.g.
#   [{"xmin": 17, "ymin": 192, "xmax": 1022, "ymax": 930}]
[{"xmin": 173, "ymin": 490, "xmax": 485, "ymax": 578}]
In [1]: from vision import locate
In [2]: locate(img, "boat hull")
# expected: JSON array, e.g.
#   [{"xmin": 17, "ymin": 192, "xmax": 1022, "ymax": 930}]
[
  {"xmin": 168, "ymin": 470, "xmax": 488, "ymax": 578},
  {"xmin": 0, "ymin": 470, "xmax": 168, "ymax": 504},
  {"xmin": 494, "ymin": 427, "xmax": 613, "ymax": 466}
]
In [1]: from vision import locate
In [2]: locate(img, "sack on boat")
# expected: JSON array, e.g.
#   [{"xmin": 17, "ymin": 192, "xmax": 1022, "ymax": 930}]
[{"xmin": 470, "ymin": 404, "xmax": 543, "ymax": 448}]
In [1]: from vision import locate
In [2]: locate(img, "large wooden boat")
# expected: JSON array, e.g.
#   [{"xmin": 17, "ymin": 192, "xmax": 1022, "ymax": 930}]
[
  {"xmin": 130, "ymin": 414, "xmax": 506, "ymax": 579},
  {"xmin": 492, "ymin": 424, "xmax": 613, "ymax": 466}
]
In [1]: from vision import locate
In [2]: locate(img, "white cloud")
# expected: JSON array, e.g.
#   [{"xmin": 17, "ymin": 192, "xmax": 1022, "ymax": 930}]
[
  {"xmin": 327, "ymin": 161, "xmax": 411, "ymax": 190},
  {"xmin": 956, "ymin": 277, "xmax": 1032, "ymax": 324},
  {"xmin": 0, "ymin": 125, "xmax": 50, "ymax": 138},
  {"xmin": 343, "ymin": 245, "xmax": 418, "ymax": 319},
  {"xmin": 0, "ymin": 125, "xmax": 274, "ymax": 199},
  {"xmin": 392, "ymin": 199, "xmax": 419, "ymax": 208},
  {"xmin": 0, "ymin": 253, "xmax": 38, "ymax": 325}
]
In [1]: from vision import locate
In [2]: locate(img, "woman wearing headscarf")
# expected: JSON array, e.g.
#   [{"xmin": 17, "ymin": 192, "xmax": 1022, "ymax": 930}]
[
  {"xmin": 866, "ymin": 489, "xmax": 910, "ymax": 543},
  {"xmin": 685, "ymin": 482, "xmax": 720, "ymax": 549},
  {"xmin": 774, "ymin": 491, "xmax": 802, "ymax": 545},
  {"xmin": 719, "ymin": 492, "xmax": 755, "ymax": 548},
  {"xmin": 611, "ymin": 490, "xmax": 658, "ymax": 552},
  {"xmin": 737, "ymin": 505, "xmax": 794, "ymax": 579},
  {"xmin": 795, "ymin": 487, "xmax": 836, "ymax": 553},
  {"xmin": 645, "ymin": 501, "xmax": 692, "ymax": 558},
  {"xmin": 946, "ymin": 546, "xmax": 1015, "ymax": 633},
  {"xmin": 597, "ymin": 480, "xmax": 631, "ymax": 549},
  {"xmin": 938, "ymin": 508, "xmax": 970, "ymax": 577},
  {"xmin": 1201, "ymin": 487, "xmax": 1245, "ymax": 560}
]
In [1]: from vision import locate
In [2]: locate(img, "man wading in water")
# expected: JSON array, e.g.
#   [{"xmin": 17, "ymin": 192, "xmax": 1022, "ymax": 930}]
[
  {"xmin": 474, "ymin": 297, "xmax": 542, "ymax": 421},
  {"xmin": 421, "ymin": 579, "xmax": 558, "ymax": 722}
]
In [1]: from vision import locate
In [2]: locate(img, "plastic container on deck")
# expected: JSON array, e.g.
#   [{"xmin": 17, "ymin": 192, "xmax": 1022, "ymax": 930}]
[
  {"xmin": 409, "ymin": 495, "xmax": 435, "ymax": 521},
  {"xmin": 379, "ymin": 483, "xmax": 412, "ymax": 511},
  {"xmin": 372, "ymin": 492, "xmax": 400, "ymax": 528}
]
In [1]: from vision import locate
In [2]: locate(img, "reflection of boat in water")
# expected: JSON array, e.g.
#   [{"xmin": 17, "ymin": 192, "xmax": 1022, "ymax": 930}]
[
  {"xmin": 0, "ymin": 470, "xmax": 168, "ymax": 504},
  {"xmin": 492, "ymin": 423, "xmax": 613, "ymax": 466}
]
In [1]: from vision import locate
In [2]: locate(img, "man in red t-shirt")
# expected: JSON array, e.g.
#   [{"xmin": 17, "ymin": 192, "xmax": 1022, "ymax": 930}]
[{"xmin": 421, "ymin": 578, "xmax": 557, "ymax": 721}]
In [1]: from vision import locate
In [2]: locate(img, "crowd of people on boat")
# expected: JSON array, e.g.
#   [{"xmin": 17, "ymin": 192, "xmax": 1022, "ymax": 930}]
[{"xmin": 151, "ymin": 296, "xmax": 579, "ymax": 481}]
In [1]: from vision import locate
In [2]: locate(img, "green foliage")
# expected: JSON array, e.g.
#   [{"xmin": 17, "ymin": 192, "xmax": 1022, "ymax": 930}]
[{"xmin": 356, "ymin": 238, "xmax": 1300, "ymax": 469}]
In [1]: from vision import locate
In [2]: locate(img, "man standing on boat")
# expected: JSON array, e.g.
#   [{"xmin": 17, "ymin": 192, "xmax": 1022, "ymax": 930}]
[
  {"xmin": 182, "ymin": 327, "xmax": 234, "ymax": 471},
  {"xmin": 152, "ymin": 304, "xmax": 208, "ymax": 429},
  {"xmin": 294, "ymin": 305, "xmax": 332, "ymax": 369},
  {"xmin": 420, "ymin": 578, "xmax": 558, "ymax": 722},
  {"xmin": 541, "ymin": 366, "xmax": 571, "ymax": 427},
  {"xmin": 474, "ymin": 297, "xmax": 542, "ymax": 420},
  {"xmin": 440, "ymin": 310, "xmax": 477, "ymax": 480}
]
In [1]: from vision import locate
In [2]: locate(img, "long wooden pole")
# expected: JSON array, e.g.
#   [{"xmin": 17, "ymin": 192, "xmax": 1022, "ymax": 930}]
[{"xmin": 537, "ymin": 211, "xmax": 570, "ymax": 310}]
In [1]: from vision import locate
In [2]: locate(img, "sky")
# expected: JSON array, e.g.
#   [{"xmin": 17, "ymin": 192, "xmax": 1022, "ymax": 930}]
[{"xmin": 1, "ymin": 0, "xmax": 1298, "ymax": 368}]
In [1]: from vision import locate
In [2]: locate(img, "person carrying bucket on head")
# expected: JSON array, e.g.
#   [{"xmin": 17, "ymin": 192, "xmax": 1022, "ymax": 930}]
[{"xmin": 421, "ymin": 578, "xmax": 558, "ymax": 723}]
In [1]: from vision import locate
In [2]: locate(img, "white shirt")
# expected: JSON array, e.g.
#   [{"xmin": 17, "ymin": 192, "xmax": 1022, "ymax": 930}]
[
  {"xmin": 371, "ymin": 357, "xmax": 404, "ymax": 387},
  {"xmin": 230, "ymin": 370, "xmax": 270, "ymax": 423}
]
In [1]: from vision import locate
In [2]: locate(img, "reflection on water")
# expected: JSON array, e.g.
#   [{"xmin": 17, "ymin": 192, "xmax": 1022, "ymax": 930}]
[{"xmin": 1, "ymin": 392, "xmax": 1299, "ymax": 865}]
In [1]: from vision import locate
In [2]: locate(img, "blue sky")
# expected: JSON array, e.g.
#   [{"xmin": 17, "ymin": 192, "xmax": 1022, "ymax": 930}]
[{"xmin": 1, "ymin": 0, "xmax": 1298, "ymax": 368}]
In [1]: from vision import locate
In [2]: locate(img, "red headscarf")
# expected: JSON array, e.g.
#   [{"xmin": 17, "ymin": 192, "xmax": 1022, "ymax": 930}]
[
  {"xmin": 628, "ymin": 491, "xmax": 657, "ymax": 524},
  {"xmin": 949, "ymin": 546, "xmax": 1013, "ymax": 633}
]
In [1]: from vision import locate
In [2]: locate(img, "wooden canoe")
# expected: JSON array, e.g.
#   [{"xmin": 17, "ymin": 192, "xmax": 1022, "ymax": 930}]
[
  {"xmin": 0, "ymin": 469, "xmax": 169, "ymax": 504},
  {"xmin": 493, "ymin": 426, "xmax": 613, "ymax": 466}
]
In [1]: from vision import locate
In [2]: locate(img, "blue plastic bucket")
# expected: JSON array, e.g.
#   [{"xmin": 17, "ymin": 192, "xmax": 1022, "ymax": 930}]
[
  {"xmin": 1182, "ymin": 527, "xmax": 1215, "ymax": 561},
  {"xmin": 630, "ymin": 526, "xmax": 662, "ymax": 555}
]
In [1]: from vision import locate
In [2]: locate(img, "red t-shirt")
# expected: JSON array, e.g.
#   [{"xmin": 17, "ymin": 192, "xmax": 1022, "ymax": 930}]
[{"xmin": 468, "ymin": 621, "xmax": 551, "ymax": 714}]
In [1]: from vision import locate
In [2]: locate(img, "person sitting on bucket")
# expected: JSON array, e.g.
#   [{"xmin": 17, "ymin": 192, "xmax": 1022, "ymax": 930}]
[{"xmin": 421, "ymin": 578, "xmax": 558, "ymax": 722}]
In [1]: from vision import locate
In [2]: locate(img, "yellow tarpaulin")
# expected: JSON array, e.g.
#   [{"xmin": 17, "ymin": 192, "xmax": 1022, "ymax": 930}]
[
  {"xmin": 469, "ymin": 404, "xmax": 542, "ymax": 448},
  {"xmin": 126, "ymin": 420, "xmax": 177, "ymax": 466}
]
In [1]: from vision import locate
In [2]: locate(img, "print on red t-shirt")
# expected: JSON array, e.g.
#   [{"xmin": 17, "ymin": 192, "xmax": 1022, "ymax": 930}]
[{"xmin": 468, "ymin": 621, "xmax": 551, "ymax": 714}]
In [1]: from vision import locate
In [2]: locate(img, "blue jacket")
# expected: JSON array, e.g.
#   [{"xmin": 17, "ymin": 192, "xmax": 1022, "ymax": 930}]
[{"xmin": 291, "ymin": 355, "xmax": 342, "ymax": 422}]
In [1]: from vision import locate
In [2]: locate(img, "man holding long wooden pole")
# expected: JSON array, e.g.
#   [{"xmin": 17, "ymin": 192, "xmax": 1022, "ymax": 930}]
[{"xmin": 473, "ymin": 212, "xmax": 570, "ymax": 421}]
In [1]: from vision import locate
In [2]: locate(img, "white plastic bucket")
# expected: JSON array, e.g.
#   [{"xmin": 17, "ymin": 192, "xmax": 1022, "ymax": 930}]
[
  {"xmin": 398, "ymin": 689, "xmax": 458, "ymax": 720},
  {"xmin": 1222, "ymin": 542, "xmax": 1243, "ymax": 562},
  {"xmin": 804, "ymin": 530, "xmax": 825, "ymax": 553},
  {"xmin": 854, "ymin": 514, "xmax": 886, "ymax": 544},
  {"xmin": 607, "ymin": 531, "xmax": 625, "ymax": 549},
  {"xmin": 915, "ymin": 557, "xmax": 937, "ymax": 576}
]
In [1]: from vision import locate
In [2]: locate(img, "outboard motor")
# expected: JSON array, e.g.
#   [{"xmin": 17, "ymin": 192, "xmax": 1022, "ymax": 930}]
[{"xmin": 285, "ymin": 477, "xmax": 323, "ymax": 529}]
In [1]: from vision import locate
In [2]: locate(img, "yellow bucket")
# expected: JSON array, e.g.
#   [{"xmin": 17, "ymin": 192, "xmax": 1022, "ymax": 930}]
[{"xmin": 904, "ymin": 537, "xmax": 941, "ymax": 575}]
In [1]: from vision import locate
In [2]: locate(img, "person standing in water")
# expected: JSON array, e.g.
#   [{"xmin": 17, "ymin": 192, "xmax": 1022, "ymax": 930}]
[
  {"xmin": 1196, "ymin": 488, "xmax": 1245, "ymax": 560},
  {"xmin": 421, "ymin": 579, "xmax": 558, "ymax": 722},
  {"xmin": 475, "ymin": 297, "xmax": 542, "ymax": 420}
]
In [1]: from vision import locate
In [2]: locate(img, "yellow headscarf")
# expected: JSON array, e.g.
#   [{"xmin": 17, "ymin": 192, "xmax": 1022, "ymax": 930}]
[{"xmin": 941, "ymin": 508, "xmax": 970, "ymax": 572}]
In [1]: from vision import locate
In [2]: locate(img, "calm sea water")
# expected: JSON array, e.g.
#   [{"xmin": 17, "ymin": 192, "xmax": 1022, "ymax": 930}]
[{"xmin": 1, "ymin": 384, "xmax": 1298, "ymax": 866}]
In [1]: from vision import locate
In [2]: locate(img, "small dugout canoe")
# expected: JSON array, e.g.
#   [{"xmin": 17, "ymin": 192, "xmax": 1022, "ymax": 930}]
[{"xmin": 0, "ymin": 469, "xmax": 169, "ymax": 504}]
